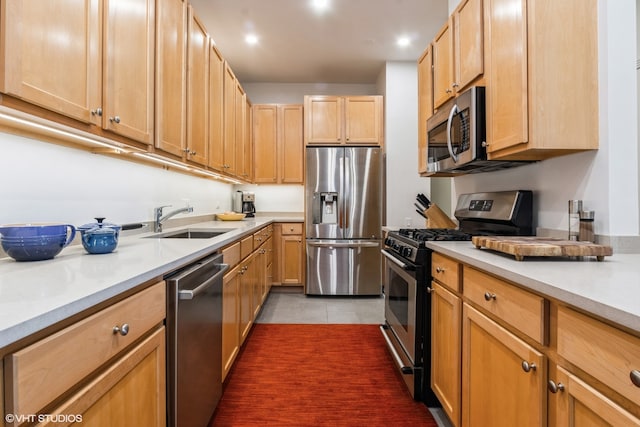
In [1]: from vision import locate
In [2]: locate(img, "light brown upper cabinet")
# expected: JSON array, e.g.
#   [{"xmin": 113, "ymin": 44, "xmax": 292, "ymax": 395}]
[
  {"xmin": 253, "ymin": 104, "xmax": 304, "ymax": 184},
  {"xmin": 222, "ymin": 63, "xmax": 237, "ymax": 176},
  {"xmin": 418, "ymin": 46, "xmax": 433, "ymax": 176},
  {"xmin": 234, "ymin": 83, "xmax": 250, "ymax": 181},
  {"xmin": 1, "ymin": 0, "xmax": 156, "ymax": 145},
  {"xmin": 155, "ymin": 0, "xmax": 187, "ymax": 158},
  {"xmin": 185, "ymin": 6, "xmax": 209, "ymax": 166},
  {"xmin": 0, "ymin": 0, "xmax": 102, "ymax": 126},
  {"xmin": 433, "ymin": 0, "xmax": 484, "ymax": 110},
  {"xmin": 304, "ymin": 96, "xmax": 383, "ymax": 146},
  {"xmin": 102, "ymin": 0, "xmax": 155, "ymax": 145},
  {"xmin": 208, "ymin": 43, "xmax": 225, "ymax": 172},
  {"xmin": 485, "ymin": 0, "xmax": 598, "ymax": 160}
]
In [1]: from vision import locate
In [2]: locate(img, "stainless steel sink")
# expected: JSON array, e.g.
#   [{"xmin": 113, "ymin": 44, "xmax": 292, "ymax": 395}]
[{"xmin": 147, "ymin": 228, "xmax": 229, "ymax": 239}]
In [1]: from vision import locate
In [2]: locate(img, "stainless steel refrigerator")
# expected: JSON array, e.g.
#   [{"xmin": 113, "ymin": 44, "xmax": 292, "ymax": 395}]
[{"xmin": 305, "ymin": 146, "xmax": 383, "ymax": 295}]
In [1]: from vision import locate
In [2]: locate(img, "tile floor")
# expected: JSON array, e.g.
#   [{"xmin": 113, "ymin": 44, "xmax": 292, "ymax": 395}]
[{"xmin": 255, "ymin": 288, "xmax": 453, "ymax": 427}]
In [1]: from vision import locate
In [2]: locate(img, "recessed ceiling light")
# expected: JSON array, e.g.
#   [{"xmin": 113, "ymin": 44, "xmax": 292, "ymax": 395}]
[
  {"xmin": 311, "ymin": 0, "xmax": 330, "ymax": 13},
  {"xmin": 245, "ymin": 34, "xmax": 259, "ymax": 45},
  {"xmin": 397, "ymin": 36, "xmax": 411, "ymax": 48}
]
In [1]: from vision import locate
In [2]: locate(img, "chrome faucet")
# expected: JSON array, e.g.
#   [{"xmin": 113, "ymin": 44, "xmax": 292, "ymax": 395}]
[{"xmin": 154, "ymin": 205, "xmax": 194, "ymax": 232}]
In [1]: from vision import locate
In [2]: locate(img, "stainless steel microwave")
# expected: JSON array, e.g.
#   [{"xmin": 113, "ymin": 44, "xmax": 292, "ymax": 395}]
[{"xmin": 425, "ymin": 86, "xmax": 530, "ymax": 175}]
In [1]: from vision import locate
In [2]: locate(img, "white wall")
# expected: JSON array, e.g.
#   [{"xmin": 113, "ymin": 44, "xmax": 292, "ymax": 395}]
[
  {"xmin": 0, "ymin": 132, "xmax": 233, "ymax": 226},
  {"xmin": 377, "ymin": 62, "xmax": 431, "ymax": 228}
]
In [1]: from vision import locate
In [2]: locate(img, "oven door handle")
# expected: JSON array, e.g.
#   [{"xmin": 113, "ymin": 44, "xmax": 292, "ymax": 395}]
[
  {"xmin": 381, "ymin": 249, "xmax": 415, "ymax": 271},
  {"xmin": 446, "ymin": 103, "xmax": 459, "ymax": 163},
  {"xmin": 379, "ymin": 325, "xmax": 414, "ymax": 374},
  {"xmin": 308, "ymin": 241, "xmax": 380, "ymax": 248}
]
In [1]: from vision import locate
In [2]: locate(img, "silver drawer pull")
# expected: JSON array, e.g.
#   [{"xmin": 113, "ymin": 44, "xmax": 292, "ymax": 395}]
[
  {"xmin": 435, "ymin": 267, "xmax": 444, "ymax": 273},
  {"xmin": 113, "ymin": 323, "xmax": 130, "ymax": 336},
  {"xmin": 521, "ymin": 361, "xmax": 536, "ymax": 373},
  {"xmin": 631, "ymin": 370, "xmax": 640, "ymax": 387},
  {"xmin": 484, "ymin": 292, "xmax": 497, "ymax": 301},
  {"xmin": 547, "ymin": 380, "xmax": 565, "ymax": 393}
]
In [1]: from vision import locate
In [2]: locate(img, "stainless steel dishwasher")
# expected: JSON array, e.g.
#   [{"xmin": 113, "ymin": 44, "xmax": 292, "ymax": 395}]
[{"xmin": 166, "ymin": 252, "xmax": 229, "ymax": 427}]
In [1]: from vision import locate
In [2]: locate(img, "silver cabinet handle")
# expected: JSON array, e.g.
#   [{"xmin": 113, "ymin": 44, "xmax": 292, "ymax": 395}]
[
  {"xmin": 91, "ymin": 107, "xmax": 102, "ymax": 116},
  {"xmin": 521, "ymin": 361, "xmax": 537, "ymax": 373},
  {"xmin": 484, "ymin": 292, "xmax": 497, "ymax": 301},
  {"xmin": 109, "ymin": 116, "xmax": 121, "ymax": 124},
  {"xmin": 435, "ymin": 267, "xmax": 444, "ymax": 273},
  {"xmin": 631, "ymin": 370, "xmax": 640, "ymax": 387},
  {"xmin": 426, "ymin": 287, "xmax": 434, "ymax": 293},
  {"xmin": 113, "ymin": 324, "xmax": 130, "ymax": 336},
  {"xmin": 547, "ymin": 380, "xmax": 565, "ymax": 393}
]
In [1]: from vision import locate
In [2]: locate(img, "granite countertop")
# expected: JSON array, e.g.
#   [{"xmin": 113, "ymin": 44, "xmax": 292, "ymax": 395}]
[
  {"xmin": 427, "ymin": 241, "xmax": 640, "ymax": 334},
  {"xmin": 0, "ymin": 215, "xmax": 303, "ymax": 350}
]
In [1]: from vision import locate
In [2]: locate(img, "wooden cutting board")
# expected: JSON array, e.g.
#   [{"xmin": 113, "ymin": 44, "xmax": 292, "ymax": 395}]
[{"xmin": 471, "ymin": 236, "xmax": 613, "ymax": 261}]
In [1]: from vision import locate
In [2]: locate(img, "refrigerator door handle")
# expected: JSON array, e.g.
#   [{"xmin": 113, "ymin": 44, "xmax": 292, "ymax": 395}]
[{"xmin": 307, "ymin": 241, "xmax": 380, "ymax": 248}]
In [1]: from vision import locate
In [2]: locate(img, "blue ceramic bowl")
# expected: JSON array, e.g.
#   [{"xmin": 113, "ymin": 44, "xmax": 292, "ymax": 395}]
[
  {"xmin": 0, "ymin": 223, "xmax": 76, "ymax": 239},
  {"xmin": 0, "ymin": 224, "xmax": 76, "ymax": 261},
  {"xmin": 1, "ymin": 234, "xmax": 69, "ymax": 261}
]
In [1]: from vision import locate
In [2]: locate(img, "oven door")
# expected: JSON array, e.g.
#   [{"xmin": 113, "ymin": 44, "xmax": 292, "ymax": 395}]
[{"xmin": 380, "ymin": 249, "xmax": 421, "ymax": 398}]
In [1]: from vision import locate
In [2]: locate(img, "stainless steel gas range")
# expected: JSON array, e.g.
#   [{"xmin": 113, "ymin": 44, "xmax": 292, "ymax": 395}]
[{"xmin": 380, "ymin": 190, "xmax": 533, "ymax": 404}]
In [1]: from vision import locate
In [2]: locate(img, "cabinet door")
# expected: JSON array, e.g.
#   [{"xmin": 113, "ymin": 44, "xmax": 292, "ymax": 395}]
[
  {"xmin": 253, "ymin": 104, "xmax": 278, "ymax": 183},
  {"xmin": 432, "ymin": 19, "xmax": 454, "ymax": 109},
  {"xmin": 279, "ymin": 104, "xmax": 304, "ymax": 183},
  {"xmin": 41, "ymin": 328, "xmax": 166, "ymax": 427},
  {"xmin": 462, "ymin": 304, "xmax": 545, "ymax": 427},
  {"xmin": 222, "ymin": 266, "xmax": 240, "ymax": 381},
  {"xmin": 485, "ymin": 0, "xmax": 528, "ymax": 153},
  {"xmin": 281, "ymin": 235, "xmax": 303, "ymax": 284},
  {"xmin": 155, "ymin": 0, "xmax": 186, "ymax": 157},
  {"xmin": 235, "ymin": 83, "xmax": 249, "ymax": 180},
  {"xmin": 418, "ymin": 46, "xmax": 433, "ymax": 176},
  {"xmin": 431, "ymin": 282, "xmax": 461, "ymax": 427},
  {"xmin": 552, "ymin": 366, "xmax": 640, "ymax": 427},
  {"xmin": 343, "ymin": 96, "xmax": 382, "ymax": 145},
  {"xmin": 0, "ymin": 0, "xmax": 102, "ymax": 125},
  {"xmin": 222, "ymin": 63, "xmax": 237, "ymax": 175},
  {"xmin": 454, "ymin": 0, "xmax": 483, "ymax": 92},
  {"xmin": 208, "ymin": 44, "xmax": 225, "ymax": 171},
  {"xmin": 304, "ymin": 96, "xmax": 342, "ymax": 144},
  {"xmin": 239, "ymin": 253, "xmax": 254, "ymax": 344},
  {"xmin": 185, "ymin": 6, "xmax": 209, "ymax": 166},
  {"xmin": 103, "ymin": 0, "xmax": 155, "ymax": 145}
]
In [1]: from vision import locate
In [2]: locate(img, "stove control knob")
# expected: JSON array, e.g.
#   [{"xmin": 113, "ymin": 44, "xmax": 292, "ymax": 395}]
[
  {"xmin": 384, "ymin": 237, "xmax": 393, "ymax": 246},
  {"xmin": 401, "ymin": 247, "xmax": 413, "ymax": 258}
]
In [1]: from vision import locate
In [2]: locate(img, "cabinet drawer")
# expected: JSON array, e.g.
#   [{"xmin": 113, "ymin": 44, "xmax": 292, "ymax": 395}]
[
  {"xmin": 281, "ymin": 223, "xmax": 302, "ymax": 235},
  {"xmin": 222, "ymin": 242, "xmax": 241, "ymax": 268},
  {"xmin": 4, "ymin": 282, "xmax": 166, "ymax": 417},
  {"xmin": 463, "ymin": 267, "xmax": 546, "ymax": 344},
  {"xmin": 240, "ymin": 235, "xmax": 254, "ymax": 259},
  {"xmin": 432, "ymin": 253, "xmax": 461, "ymax": 292},
  {"xmin": 557, "ymin": 306, "xmax": 640, "ymax": 405},
  {"xmin": 253, "ymin": 227, "xmax": 267, "ymax": 247}
]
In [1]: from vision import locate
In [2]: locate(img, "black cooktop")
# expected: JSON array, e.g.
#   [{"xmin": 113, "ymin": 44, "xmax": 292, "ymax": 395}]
[{"xmin": 397, "ymin": 228, "xmax": 473, "ymax": 242}]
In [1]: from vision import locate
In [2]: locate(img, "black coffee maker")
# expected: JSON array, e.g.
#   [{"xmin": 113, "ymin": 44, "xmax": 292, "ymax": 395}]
[{"xmin": 233, "ymin": 191, "xmax": 256, "ymax": 217}]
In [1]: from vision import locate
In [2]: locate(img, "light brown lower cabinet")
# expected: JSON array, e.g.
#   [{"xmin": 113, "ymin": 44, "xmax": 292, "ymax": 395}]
[
  {"xmin": 222, "ymin": 263, "xmax": 241, "ymax": 382},
  {"xmin": 430, "ymin": 282, "xmax": 461, "ymax": 427},
  {"xmin": 39, "ymin": 328, "xmax": 166, "ymax": 427},
  {"xmin": 550, "ymin": 365, "xmax": 640, "ymax": 426},
  {"xmin": 462, "ymin": 303, "xmax": 545, "ymax": 427},
  {"xmin": 3, "ymin": 281, "xmax": 166, "ymax": 426}
]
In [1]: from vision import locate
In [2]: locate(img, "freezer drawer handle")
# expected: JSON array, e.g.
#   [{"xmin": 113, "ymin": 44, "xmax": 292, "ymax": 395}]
[
  {"xmin": 177, "ymin": 263, "xmax": 229, "ymax": 300},
  {"xmin": 307, "ymin": 241, "xmax": 380, "ymax": 248}
]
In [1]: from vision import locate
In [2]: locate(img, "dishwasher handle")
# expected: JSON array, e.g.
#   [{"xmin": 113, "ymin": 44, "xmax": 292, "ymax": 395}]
[{"xmin": 178, "ymin": 263, "xmax": 229, "ymax": 300}]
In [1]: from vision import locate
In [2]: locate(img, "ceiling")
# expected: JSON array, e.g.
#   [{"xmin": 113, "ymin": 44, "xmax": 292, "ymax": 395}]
[{"xmin": 189, "ymin": 0, "xmax": 448, "ymax": 84}]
